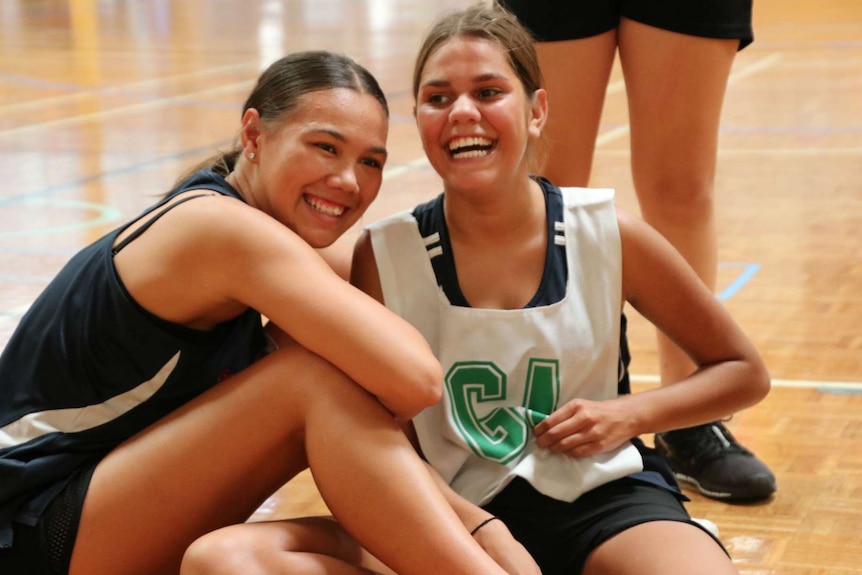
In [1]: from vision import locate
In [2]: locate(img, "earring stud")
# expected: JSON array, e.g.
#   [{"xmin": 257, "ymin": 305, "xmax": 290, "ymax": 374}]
[{"xmin": 248, "ymin": 152, "xmax": 256, "ymax": 160}]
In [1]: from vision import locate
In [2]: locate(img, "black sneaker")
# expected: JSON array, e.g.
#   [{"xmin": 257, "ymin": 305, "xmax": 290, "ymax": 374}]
[{"xmin": 655, "ymin": 421, "xmax": 776, "ymax": 502}]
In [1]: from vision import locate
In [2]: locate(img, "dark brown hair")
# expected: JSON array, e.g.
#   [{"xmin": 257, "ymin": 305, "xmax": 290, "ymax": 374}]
[
  {"xmin": 412, "ymin": 3, "xmax": 547, "ymax": 170},
  {"xmin": 412, "ymin": 3, "xmax": 543, "ymax": 100},
  {"xmin": 177, "ymin": 50, "xmax": 388, "ymax": 184}
]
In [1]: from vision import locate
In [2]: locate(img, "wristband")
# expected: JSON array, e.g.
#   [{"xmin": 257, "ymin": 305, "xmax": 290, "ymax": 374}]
[{"xmin": 470, "ymin": 516, "xmax": 501, "ymax": 536}]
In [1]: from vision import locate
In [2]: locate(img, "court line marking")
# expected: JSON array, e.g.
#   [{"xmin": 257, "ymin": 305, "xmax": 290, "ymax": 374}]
[
  {"xmin": 631, "ymin": 374, "xmax": 862, "ymax": 391},
  {"xmin": 597, "ymin": 147, "xmax": 862, "ymax": 157},
  {"xmin": 0, "ymin": 62, "xmax": 258, "ymax": 116},
  {"xmin": 0, "ymin": 80, "xmax": 255, "ymax": 139},
  {"xmin": 717, "ymin": 263, "xmax": 761, "ymax": 301},
  {"xmin": 0, "ymin": 198, "xmax": 123, "ymax": 238}
]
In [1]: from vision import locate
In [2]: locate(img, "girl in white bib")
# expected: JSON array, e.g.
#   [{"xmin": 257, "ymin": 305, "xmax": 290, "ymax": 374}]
[{"xmin": 350, "ymin": 5, "xmax": 768, "ymax": 575}]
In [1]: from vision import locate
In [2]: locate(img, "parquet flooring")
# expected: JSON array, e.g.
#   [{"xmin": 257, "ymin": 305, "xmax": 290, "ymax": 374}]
[{"xmin": 2, "ymin": 0, "xmax": 860, "ymax": 572}]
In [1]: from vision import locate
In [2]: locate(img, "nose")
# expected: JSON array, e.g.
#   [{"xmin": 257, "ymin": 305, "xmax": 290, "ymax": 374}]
[
  {"xmin": 327, "ymin": 163, "xmax": 360, "ymax": 194},
  {"xmin": 449, "ymin": 94, "xmax": 480, "ymax": 124}
]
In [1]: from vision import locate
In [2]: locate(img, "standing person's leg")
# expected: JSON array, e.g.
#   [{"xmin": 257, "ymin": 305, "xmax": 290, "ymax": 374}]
[
  {"xmin": 617, "ymin": 17, "xmax": 775, "ymax": 502},
  {"xmin": 69, "ymin": 345, "xmax": 508, "ymax": 575},
  {"xmin": 534, "ymin": 31, "xmax": 617, "ymax": 187}
]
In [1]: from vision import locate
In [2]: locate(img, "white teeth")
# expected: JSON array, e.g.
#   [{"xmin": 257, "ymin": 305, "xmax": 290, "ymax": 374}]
[
  {"xmin": 455, "ymin": 149, "xmax": 488, "ymax": 158},
  {"xmin": 448, "ymin": 136, "xmax": 493, "ymax": 159},
  {"xmin": 448, "ymin": 136, "xmax": 492, "ymax": 151},
  {"xmin": 305, "ymin": 196, "xmax": 345, "ymax": 216}
]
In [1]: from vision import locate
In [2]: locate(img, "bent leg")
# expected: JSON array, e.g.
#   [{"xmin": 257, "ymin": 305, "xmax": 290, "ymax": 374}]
[
  {"xmin": 618, "ymin": 18, "xmax": 738, "ymax": 384},
  {"xmin": 584, "ymin": 520, "xmax": 737, "ymax": 575},
  {"xmin": 70, "ymin": 345, "xmax": 507, "ymax": 575},
  {"xmin": 535, "ymin": 30, "xmax": 617, "ymax": 186},
  {"xmin": 181, "ymin": 517, "xmax": 391, "ymax": 575}
]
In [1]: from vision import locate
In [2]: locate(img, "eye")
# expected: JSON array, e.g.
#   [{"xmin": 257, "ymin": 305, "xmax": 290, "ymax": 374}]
[
  {"xmin": 316, "ymin": 142, "xmax": 337, "ymax": 154},
  {"xmin": 424, "ymin": 92, "xmax": 450, "ymax": 106},
  {"xmin": 477, "ymin": 87, "xmax": 502, "ymax": 99},
  {"xmin": 360, "ymin": 157, "xmax": 383, "ymax": 169}
]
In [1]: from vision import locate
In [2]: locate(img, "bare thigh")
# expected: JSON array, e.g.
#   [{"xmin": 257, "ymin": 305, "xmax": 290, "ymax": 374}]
[
  {"xmin": 69, "ymin": 345, "xmax": 364, "ymax": 575},
  {"xmin": 584, "ymin": 520, "xmax": 737, "ymax": 575},
  {"xmin": 536, "ymin": 30, "xmax": 617, "ymax": 186},
  {"xmin": 618, "ymin": 17, "xmax": 737, "ymax": 214}
]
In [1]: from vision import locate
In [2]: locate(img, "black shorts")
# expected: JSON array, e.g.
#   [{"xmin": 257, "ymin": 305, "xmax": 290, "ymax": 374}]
[
  {"xmin": 0, "ymin": 464, "xmax": 96, "ymax": 575},
  {"xmin": 482, "ymin": 476, "xmax": 726, "ymax": 575},
  {"xmin": 496, "ymin": 0, "xmax": 754, "ymax": 50}
]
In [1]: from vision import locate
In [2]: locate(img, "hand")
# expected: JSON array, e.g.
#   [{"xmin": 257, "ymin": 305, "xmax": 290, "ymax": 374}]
[
  {"xmin": 533, "ymin": 397, "xmax": 635, "ymax": 457},
  {"xmin": 471, "ymin": 518, "xmax": 541, "ymax": 575}
]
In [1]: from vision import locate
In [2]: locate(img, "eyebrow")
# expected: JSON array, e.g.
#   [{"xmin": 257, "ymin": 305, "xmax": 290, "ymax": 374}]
[
  {"xmin": 311, "ymin": 128, "xmax": 388, "ymax": 158},
  {"xmin": 421, "ymin": 72, "xmax": 509, "ymax": 89}
]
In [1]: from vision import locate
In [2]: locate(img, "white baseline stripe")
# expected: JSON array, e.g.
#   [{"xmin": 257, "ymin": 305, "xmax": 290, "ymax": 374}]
[
  {"xmin": 631, "ymin": 374, "xmax": 862, "ymax": 391},
  {"xmin": 0, "ymin": 81, "xmax": 254, "ymax": 138},
  {"xmin": 0, "ymin": 62, "xmax": 257, "ymax": 117}
]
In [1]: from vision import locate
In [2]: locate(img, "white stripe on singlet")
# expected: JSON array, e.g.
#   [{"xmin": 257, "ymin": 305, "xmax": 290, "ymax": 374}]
[{"xmin": 0, "ymin": 352, "xmax": 180, "ymax": 447}]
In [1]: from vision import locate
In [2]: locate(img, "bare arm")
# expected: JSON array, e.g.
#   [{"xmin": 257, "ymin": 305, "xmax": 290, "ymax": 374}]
[
  {"xmin": 534, "ymin": 207, "xmax": 769, "ymax": 455},
  {"xmin": 115, "ymin": 195, "xmax": 441, "ymax": 420}
]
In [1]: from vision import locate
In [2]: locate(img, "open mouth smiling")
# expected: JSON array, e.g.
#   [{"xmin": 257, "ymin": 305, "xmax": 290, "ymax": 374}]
[
  {"xmin": 448, "ymin": 136, "xmax": 494, "ymax": 159},
  {"xmin": 304, "ymin": 194, "xmax": 346, "ymax": 217}
]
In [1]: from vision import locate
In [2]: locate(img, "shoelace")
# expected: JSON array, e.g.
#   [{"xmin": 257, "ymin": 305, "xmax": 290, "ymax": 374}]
[{"xmin": 669, "ymin": 423, "xmax": 752, "ymax": 461}]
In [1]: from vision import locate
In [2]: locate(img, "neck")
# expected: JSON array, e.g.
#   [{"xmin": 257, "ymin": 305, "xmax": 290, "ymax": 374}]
[
  {"xmin": 444, "ymin": 177, "xmax": 545, "ymax": 245},
  {"xmin": 225, "ymin": 163, "xmax": 255, "ymax": 208}
]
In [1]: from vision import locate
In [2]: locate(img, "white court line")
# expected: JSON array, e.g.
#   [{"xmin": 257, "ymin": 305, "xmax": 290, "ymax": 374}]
[
  {"xmin": 597, "ymin": 147, "xmax": 862, "ymax": 157},
  {"xmin": 631, "ymin": 374, "xmax": 862, "ymax": 391},
  {"xmin": 0, "ymin": 62, "xmax": 258, "ymax": 117},
  {"xmin": 596, "ymin": 53, "xmax": 783, "ymax": 148},
  {"xmin": 383, "ymin": 157, "xmax": 430, "ymax": 179},
  {"xmin": 0, "ymin": 80, "xmax": 255, "ymax": 138}
]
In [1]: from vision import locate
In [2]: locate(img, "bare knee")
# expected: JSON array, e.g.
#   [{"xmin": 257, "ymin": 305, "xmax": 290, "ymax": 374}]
[
  {"xmin": 180, "ymin": 518, "xmax": 366, "ymax": 575},
  {"xmin": 181, "ymin": 527, "xmax": 257, "ymax": 575},
  {"xmin": 636, "ymin": 173, "xmax": 715, "ymax": 225}
]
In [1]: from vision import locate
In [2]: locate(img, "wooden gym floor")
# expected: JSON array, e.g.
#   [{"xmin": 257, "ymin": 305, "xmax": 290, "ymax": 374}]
[{"xmin": 1, "ymin": 0, "xmax": 860, "ymax": 572}]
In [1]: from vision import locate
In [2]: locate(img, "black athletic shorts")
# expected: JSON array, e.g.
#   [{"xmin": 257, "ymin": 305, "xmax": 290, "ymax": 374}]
[
  {"xmin": 482, "ymin": 475, "xmax": 726, "ymax": 575},
  {"xmin": 0, "ymin": 463, "xmax": 96, "ymax": 575},
  {"xmin": 496, "ymin": 0, "xmax": 754, "ymax": 50}
]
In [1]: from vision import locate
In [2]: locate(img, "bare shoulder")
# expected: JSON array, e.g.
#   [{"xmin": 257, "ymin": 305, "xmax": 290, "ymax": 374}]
[{"xmin": 157, "ymin": 190, "xmax": 303, "ymax": 259}]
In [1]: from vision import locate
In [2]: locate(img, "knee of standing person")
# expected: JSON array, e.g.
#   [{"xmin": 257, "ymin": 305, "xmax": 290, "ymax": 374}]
[{"xmin": 637, "ymin": 170, "xmax": 716, "ymax": 221}]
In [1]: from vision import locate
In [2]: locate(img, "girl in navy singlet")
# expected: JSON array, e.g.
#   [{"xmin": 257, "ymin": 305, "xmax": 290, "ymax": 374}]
[{"xmin": 0, "ymin": 50, "xmax": 517, "ymax": 575}]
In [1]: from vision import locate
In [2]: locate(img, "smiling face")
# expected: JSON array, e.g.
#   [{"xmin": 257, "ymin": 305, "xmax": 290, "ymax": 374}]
[
  {"xmin": 244, "ymin": 87, "xmax": 388, "ymax": 248},
  {"xmin": 414, "ymin": 36, "xmax": 546, "ymax": 196}
]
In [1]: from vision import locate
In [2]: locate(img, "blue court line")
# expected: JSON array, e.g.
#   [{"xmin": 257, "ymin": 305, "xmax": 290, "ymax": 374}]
[
  {"xmin": 0, "ymin": 198, "xmax": 123, "ymax": 239},
  {"xmin": 717, "ymin": 263, "xmax": 761, "ymax": 301},
  {"xmin": 0, "ymin": 141, "xmax": 232, "ymax": 207}
]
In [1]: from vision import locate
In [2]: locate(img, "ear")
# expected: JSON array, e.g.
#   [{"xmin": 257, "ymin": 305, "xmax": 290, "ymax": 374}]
[
  {"xmin": 528, "ymin": 88, "xmax": 548, "ymax": 139},
  {"xmin": 239, "ymin": 108, "xmax": 263, "ymax": 158}
]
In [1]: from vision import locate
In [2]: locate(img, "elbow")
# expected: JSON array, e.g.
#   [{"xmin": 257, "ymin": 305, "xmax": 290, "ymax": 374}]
[
  {"xmin": 398, "ymin": 359, "xmax": 443, "ymax": 420},
  {"xmin": 413, "ymin": 358, "xmax": 445, "ymax": 411}
]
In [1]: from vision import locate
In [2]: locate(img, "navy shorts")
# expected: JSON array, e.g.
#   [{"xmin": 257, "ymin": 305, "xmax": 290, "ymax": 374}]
[
  {"xmin": 0, "ymin": 464, "xmax": 96, "ymax": 575},
  {"xmin": 482, "ymin": 475, "xmax": 726, "ymax": 575},
  {"xmin": 496, "ymin": 0, "xmax": 754, "ymax": 50}
]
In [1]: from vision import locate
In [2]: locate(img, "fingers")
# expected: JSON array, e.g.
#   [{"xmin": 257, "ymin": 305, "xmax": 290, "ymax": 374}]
[{"xmin": 533, "ymin": 399, "xmax": 626, "ymax": 457}]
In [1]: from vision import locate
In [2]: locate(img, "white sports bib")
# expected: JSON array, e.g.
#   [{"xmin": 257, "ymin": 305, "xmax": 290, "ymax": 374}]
[{"xmin": 369, "ymin": 187, "xmax": 643, "ymax": 504}]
